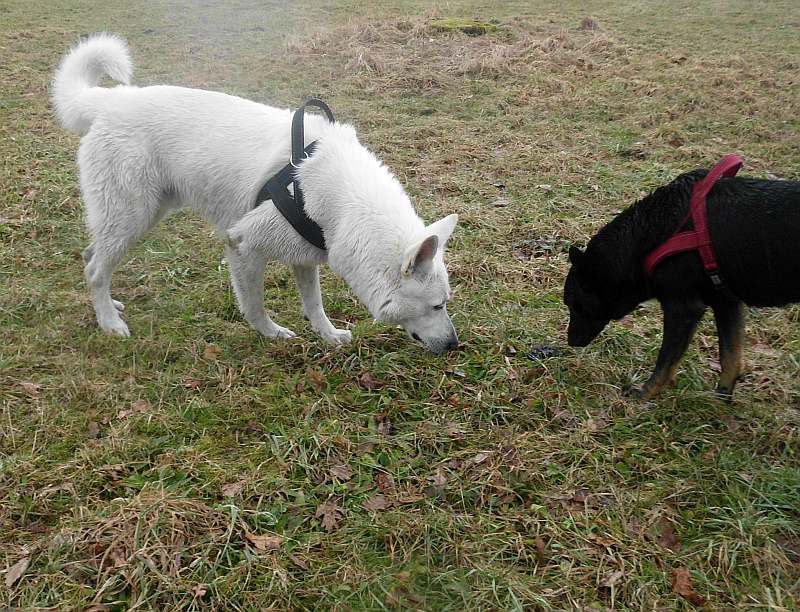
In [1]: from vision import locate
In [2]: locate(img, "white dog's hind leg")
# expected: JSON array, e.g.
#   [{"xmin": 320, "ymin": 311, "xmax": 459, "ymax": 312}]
[
  {"xmin": 293, "ymin": 264, "xmax": 351, "ymax": 345},
  {"xmin": 83, "ymin": 239, "xmax": 133, "ymax": 337},
  {"xmin": 225, "ymin": 244, "xmax": 296, "ymax": 340},
  {"xmin": 83, "ymin": 244, "xmax": 125, "ymax": 312}
]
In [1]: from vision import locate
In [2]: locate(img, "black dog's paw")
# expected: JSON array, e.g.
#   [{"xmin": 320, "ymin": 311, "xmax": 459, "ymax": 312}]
[
  {"xmin": 714, "ymin": 385, "xmax": 735, "ymax": 403},
  {"xmin": 624, "ymin": 384, "xmax": 645, "ymax": 399}
]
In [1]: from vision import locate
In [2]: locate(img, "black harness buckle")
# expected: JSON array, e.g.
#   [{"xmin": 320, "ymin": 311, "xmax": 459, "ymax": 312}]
[{"xmin": 254, "ymin": 98, "xmax": 335, "ymax": 251}]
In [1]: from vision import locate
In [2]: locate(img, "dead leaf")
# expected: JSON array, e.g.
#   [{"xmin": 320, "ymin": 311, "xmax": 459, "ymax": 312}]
[
  {"xmin": 117, "ymin": 399, "xmax": 149, "ymax": 420},
  {"xmin": 315, "ymin": 500, "xmax": 343, "ymax": 532},
  {"xmin": 203, "ymin": 344, "xmax": 223, "ymax": 360},
  {"xmin": 20, "ymin": 382, "xmax": 41, "ymax": 397},
  {"xmin": 5, "ymin": 556, "xmax": 29, "ymax": 588},
  {"xmin": 87, "ymin": 421, "xmax": 101, "ymax": 439},
  {"xmin": 375, "ymin": 472, "xmax": 396, "ymax": 494},
  {"xmin": 184, "ymin": 377, "xmax": 202, "ymax": 389},
  {"xmin": 289, "ymin": 554, "xmax": 308, "ymax": 570},
  {"xmin": 245, "ymin": 532, "xmax": 283, "ymax": 552},
  {"xmin": 471, "ymin": 451, "xmax": 492, "ymax": 465},
  {"xmin": 109, "ymin": 547, "xmax": 127, "ymax": 568},
  {"xmin": 330, "ymin": 464, "xmax": 354, "ymax": 482},
  {"xmin": 625, "ymin": 517, "xmax": 644, "ymax": 539},
  {"xmin": 601, "ymin": 569, "xmax": 624, "ymax": 588},
  {"xmin": 305, "ymin": 368, "xmax": 326, "ymax": 392},
  {"xmin": 428, "ymin": 467, "xmax": 447, "ymax": 487},
  {"xmin": 395, "ymin": 493, "xmax": 424, "ymax": 505},
  {"xmin": 221, "ymin": 481, "xmax": 244, "ymax": 497},
  {"xmin": 358, "ymin": 372, "xmax": 384, "ymax": 390},
  {"xmin": 191, "ymin": 584, "xmax": 208, "ymax": 598},
  {"xmin": 534, "ymin": 536, "xmax": 546, "ymax": 564},
  {"xmin": 355, "ymin": 442, "xmax": 375, "ymax": 456},
  {"xmin": 657, "ymin": 516, "xmax": 681, "ymax": 552},
  {"xmin": 363, "ymin": 493, "xmax": 390, "ymax": 511},
  {"xmin": 671, "ymin": 567, "xmax": 707, "ymax": 605}
]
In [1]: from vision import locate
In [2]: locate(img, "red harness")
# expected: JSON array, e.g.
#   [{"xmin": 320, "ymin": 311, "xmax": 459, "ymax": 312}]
[{"xmin": 644, "ymin": 154, "xmax": 743, "ymax": 289}]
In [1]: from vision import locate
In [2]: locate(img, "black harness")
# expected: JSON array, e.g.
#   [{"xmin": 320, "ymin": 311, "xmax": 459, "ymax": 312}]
[{"xmin": 254, "ymin": 98, "xmax": 335, "ymax": 250}]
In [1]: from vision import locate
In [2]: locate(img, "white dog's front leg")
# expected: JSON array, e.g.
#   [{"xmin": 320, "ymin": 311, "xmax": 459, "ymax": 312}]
[
  {"xmin": 293, "ymin": 265, "xmax": 352, "ymax": 345},
  {"xmin": 225, "ymin": 244, "xmax": 295, "ymax": 340}
]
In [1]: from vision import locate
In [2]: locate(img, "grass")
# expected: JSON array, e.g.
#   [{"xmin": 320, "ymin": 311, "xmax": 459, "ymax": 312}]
[{"xmin": 1, "ymin": 0, "xmax": 799, "ymax": 609}]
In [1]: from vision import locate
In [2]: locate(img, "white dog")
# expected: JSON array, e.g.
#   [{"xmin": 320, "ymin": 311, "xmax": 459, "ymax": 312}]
[{"xmin": 53, "ymin": 34, "xmax": 459, "ymax": 353}]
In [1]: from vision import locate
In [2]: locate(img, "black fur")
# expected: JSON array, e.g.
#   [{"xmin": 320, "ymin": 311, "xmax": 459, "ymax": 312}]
[{"xmin": 564, "ymin": 168, "xmax": 800, "ymax": 400}]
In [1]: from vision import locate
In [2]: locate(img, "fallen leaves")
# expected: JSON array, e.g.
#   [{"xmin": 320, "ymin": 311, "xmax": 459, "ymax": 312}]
[
  {"xmin": 202, "ymin": 344, "xmax": 223, "ymax": 361},
  {"xmin": 315, "ymin": 500, "xmax": 344, "ymax": 532},
  {"xmin": 183, "ymin": 377, "xmax": 202, "ymax": 390},
  {"xmin": 534, "ymin": 536, "xmax": 546, "ymax": 564},
  {"xmin": 470, "ymin": 451, "xmax": 492, "ymax": 466},
  {"xmin": 221, "ymin": 481, "xmax": 245, "ymax": 497},
  {"xmin": 20, "ymin": 381, "xmax": 41, "ymax": 397},
  {"xmin": 657, "ymin": 517, "xmax": 682, "ymax": 553},
  {"xmin": 87, "ymin": 421, "xmax": 101, "ymax": 439},
  {"xmin": 425, "ymin": 467, "xmax": 447, "ymax": 497},
  {"xmin": 375, "ymin": 472, "xmax": 396, "ymax": 494},
  {"xmin": 5, "ymin": 556, "xmax": 30, "ymax": 588},
  {"xmin": 358, "ymin": 371, "xmax": 384, "ymax": 390},
  {"xmin": 601, "ymin": 569, "xmax": 624, "ymax": 588},
  {"xmin": 244, "ymin": 532, "xmax": 283, "ymax": 552},
  {"xmin": 330, "ymin": 464, "xmax": 354, "ymax": 482},
  {"xmin": 671, "ymin": 567, "xmax": 707, "ymax": 606},
  {"xmin": 363, "ymin": 493, "xmax": 390, "ymax": 511},
  {"xmin": 117, "ymin": 399, "xmax": 150, "ymax": 420}
]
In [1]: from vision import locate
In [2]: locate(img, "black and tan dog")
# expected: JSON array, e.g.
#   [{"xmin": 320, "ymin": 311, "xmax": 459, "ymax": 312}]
[{"xmin": 564, "ymin": 162, "xmax": 800, "ymax": 400}]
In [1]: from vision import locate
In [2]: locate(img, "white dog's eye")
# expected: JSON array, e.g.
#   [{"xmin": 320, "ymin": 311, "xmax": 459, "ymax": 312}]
[{"xmin": 433, "ymin": 303, "xmax": 445, "ymax": 311}]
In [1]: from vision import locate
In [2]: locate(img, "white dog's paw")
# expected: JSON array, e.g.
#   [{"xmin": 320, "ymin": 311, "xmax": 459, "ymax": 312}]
[
  {"xmin": 267, "ymin": 325, "xmax": 296, "ymax": 340},
  {"xmin": 321, "ymin": 328, "xmax": 352, "ymax": 345},
  {"xmin": 112, "ymin": 299, "xmax": 125, "ymax": 312},
  {"xmin": 99, "ymin": 315, "xmax": 130, "ymax": 337}
]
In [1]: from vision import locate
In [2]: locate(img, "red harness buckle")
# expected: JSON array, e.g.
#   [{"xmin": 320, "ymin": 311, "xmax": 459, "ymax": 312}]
[{"xmin": 644, "ymin": 155, "xmax": 743, "ymax": 282}]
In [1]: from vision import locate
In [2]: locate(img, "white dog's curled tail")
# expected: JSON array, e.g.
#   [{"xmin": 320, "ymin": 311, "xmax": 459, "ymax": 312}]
[{"xmin": 52, "ymin": 33, "xmax": 132, "ymax": 135}]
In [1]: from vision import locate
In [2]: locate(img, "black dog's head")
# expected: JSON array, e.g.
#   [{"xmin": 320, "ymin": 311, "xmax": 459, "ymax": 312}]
[{"xmin": 563, "ymin": 245, "xmax": 648, "ymax": 347}]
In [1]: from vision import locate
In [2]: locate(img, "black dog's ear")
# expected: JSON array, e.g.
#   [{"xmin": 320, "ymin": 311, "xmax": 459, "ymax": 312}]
[{"xmin": 568, "ymin": 246, "xmax": 584, "ymax": 265}]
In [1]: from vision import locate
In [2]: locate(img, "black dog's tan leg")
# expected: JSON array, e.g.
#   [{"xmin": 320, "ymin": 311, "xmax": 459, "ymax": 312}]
[
  {"xmin": 631, "ymin": 299, "xmax": 705, "ymax": 400},
  {"xmin": 712, "ymin": 301, "xmax": 746, "ymax": 401}
]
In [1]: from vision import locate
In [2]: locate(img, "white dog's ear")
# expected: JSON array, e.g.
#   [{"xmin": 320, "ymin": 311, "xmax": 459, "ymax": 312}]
[
  {"xmin": 426, "ymin": 214, "xmax": 458, "ymax": 249},
  {"xmin": 402, "ymin": 234, "xmax": 439, "ymax": 277}
]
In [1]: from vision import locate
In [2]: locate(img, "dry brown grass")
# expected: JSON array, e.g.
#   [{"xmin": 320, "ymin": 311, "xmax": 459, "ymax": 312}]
[{"xmin": 287, "ymin": 15, "xmax": 627, "ymax": 90}]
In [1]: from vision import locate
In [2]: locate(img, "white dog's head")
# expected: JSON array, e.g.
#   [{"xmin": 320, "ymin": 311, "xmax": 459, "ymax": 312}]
[
  {"xmin": 298, "ymin": 123, "xmax": 460, "ymax": 353},
  {"xmin": 374, "ymin": 214, "xmax": 459, "ymax": 354}
]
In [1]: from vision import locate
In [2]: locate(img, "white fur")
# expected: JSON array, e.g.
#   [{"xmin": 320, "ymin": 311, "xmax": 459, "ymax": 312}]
[{"xmin": 53, "ymin": 34, "xmax": 459, "ymax": 352}]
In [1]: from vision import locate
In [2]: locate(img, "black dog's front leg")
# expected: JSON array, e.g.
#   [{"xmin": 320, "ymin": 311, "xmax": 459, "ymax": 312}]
[
  {"xmin": 712, "ymin": 300, "xmax": 746, "ymax": 401},
  {"xmin": 630, "ymin": 298, "xmax": 706, "ymax": 400}
]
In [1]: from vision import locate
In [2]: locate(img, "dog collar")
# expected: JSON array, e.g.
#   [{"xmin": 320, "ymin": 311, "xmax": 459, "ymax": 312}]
[
  {"xmin": 254, "ymin": 98, "xmax": 335, "ymax": 250},
  {"xmin": 644, "ymin": 154, "xmax": 743, "ymax": 292}
]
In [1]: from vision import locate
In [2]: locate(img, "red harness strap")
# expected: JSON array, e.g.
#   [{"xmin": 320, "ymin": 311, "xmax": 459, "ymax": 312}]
[{"xmin": 644, "ymin": 155, "xmax": 743, "ymax": 288}]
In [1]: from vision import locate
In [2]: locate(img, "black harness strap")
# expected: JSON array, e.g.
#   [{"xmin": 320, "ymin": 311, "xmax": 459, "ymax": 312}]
[{"xmin": 254, "ymin": 98, "xmax": 335, "ymax": 250}]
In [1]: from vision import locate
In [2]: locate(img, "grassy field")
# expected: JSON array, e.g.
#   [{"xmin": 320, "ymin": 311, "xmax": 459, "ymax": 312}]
[{"xmin": 2, "ymin": 0, "xmax": 799, "ymax": 609}]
